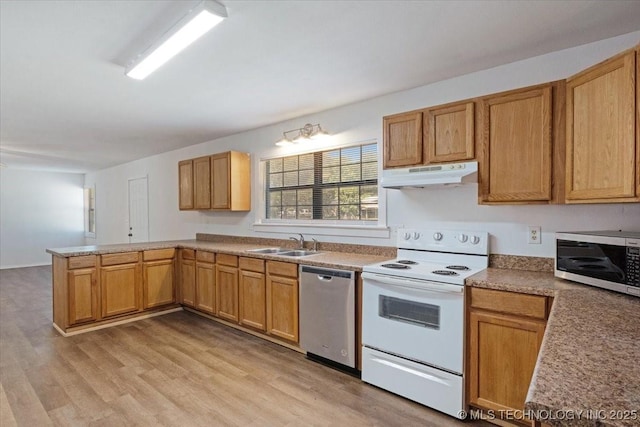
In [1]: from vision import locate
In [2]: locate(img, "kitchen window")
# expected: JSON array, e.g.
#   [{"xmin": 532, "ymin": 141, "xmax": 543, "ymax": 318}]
[{"xmin": 264, "ymin": 143, "xmax": 378, "ymax": 222}]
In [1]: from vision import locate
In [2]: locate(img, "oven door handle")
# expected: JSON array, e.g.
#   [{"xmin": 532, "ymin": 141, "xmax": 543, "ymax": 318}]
[{"xmin": 362, "ymin": 272, "xmax": 463, "ymax": 294}]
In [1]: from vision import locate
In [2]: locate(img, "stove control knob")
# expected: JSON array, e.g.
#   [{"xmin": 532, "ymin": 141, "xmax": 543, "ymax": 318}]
[
  {"xmin": 433, "ymin": 232, "xmax": 443, "ymax": 241},
  {"xmin": 413, "ymin": 232, "xmax": 421, "ymax": 240},
  {"xmin": 458, "ymin": 234, "xmax": 468, "ymax": 243},
  {"xmin": 403, "ymin": 232, "xmax": 411, "ymax": 240},
  {"xmin": 470, "ymin": 235, "xmax": 481, "ymax": 245}
]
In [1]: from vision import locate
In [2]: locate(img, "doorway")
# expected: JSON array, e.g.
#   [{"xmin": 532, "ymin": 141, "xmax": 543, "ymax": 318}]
[{"xmin": 128, "ymin": 176, "xmax": 149, "ymax": 243}]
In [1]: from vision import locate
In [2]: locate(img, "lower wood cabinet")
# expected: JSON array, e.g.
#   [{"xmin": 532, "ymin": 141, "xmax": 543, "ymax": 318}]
[
  {"xmin": 216, "ymin": 254, "xmax": 239, "ymax": 322},
  {"xmin": 67, "ymin": 268, "xmax": 98, "ymax": 326},
  {"xmin": 467, "ymin": 287, "xmax": 549, "ymax": 424},
  {"xmin": 195, "ymin": 251, "xmax": 215, "ymax": 314},
  {"xmin": 143, "ymin": 249, "xmax": 176, "ymax": 309},
  {"xmin": 266, "ymin": 261, "xmax": 299, "ymax": 343},
  {"xmin": 239, "ymin": 257, "xmax": 266, "ymax": 331},
  {"xmin": 179, "ymin": 251, "xmax": 196, "ymax": 308},
  {"xmin": 100, "ymin": 263, "xmax": 140, "ymax": 318}
]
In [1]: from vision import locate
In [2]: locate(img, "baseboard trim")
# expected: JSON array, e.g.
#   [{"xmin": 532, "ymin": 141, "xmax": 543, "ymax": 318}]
[
  {"xmin": 53, "ymin": 307, "xmax": 184, "ymax": 337},
  {"xmin": 183, "ymin": 307, "xmax": 304, "ymax": 354},
  {"xmin": 1, "ymin": 262, "xmax": 51, "ymax": 270}
]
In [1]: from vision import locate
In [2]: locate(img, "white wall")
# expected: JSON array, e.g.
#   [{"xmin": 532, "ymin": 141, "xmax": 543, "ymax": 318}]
[
  {"xmin": 0, "ymin": 168, "xmax": 85, "ymax": 268},
  {"xmin": 85, "ymin": 31, "xmax": 640, "ymax": 257}
]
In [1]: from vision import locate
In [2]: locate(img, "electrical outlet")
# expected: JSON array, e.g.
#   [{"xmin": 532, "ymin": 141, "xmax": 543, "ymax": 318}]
[{"xmin": 528, "ymin": 226, "xmax": 542, "ymax": 244}]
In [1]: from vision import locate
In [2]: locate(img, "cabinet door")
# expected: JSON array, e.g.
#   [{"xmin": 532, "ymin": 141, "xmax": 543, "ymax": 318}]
[
  {"xmin": 68, "ymin": 268, "xmax": 97, "ymax": 325},
  {"xmin": 566, "ymin": 49, "xmax": 637, "ymax": 202},
  {"xmin": 425, "ymin": 101, "xmax": 475, "ymax": 163},
  {"xmin": 101, "ymin": 263, "xmax": 141, "ymax": 318},
  {"xmin": 479, "ymin": 85, "xmax": 553, "ymax": 203},
  {"xmin": 178, "ymin": 160, "xmax": 194, "ymax": 210},
  {"xmin": 266, "ymin": 274, "xmax": 299, "ymax": 342},
  {"xmin": 239, "ymin": 270, "xmax": 266, "ymax": 331},
  {"xmin": 216, "ymin": 264, "xmax": 239, "ymax": 322},
  {"xmin": 383, "ymin": 111, "xmax": 423, "ymax": 168},
  {"xmin": 195, "ymin": 261, "xmax": 215, "ymax": 314},
  {"xmin": 180, "ymin": 259, "xmax": 195, "ymax": 307},
  {"xmin": 468, "ymin": 310, "xmax": 545, "ymax": 415},
  {"xmin": 193, "ymin": 156, "xmax": 211, "ymax": 209},
  {"xmin": 143, "ymin": 260, "xmax": 175, "ymax": 309},
  {"xmin": 211, "ymin": 152, "xmax": 230, "ymax": 209}
]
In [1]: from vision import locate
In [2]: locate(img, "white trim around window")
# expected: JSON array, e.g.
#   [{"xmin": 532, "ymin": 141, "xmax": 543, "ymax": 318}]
[{"xmin": 254, "ymin": 139, "xmax": 388, "ymax": 239}]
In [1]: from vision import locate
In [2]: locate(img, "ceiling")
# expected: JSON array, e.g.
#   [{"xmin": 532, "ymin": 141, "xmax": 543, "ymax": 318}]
[{"xmin": 1, "ymin": 0, "xmax": 639, "ymax": 173}]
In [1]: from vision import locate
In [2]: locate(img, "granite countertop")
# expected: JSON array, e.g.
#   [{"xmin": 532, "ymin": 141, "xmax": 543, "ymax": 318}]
[
  {"xmin": 466, "ymin": 268, "xmax": 640, "ymax": 427},
  {"xmin": 46, "ymin": 240, "xmax": 393, "ymax": 271}
]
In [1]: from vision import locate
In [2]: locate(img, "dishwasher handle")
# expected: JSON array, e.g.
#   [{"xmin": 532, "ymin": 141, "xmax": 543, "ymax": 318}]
[{"xmin": 300, "ymin": 265, "xmax": 354, "ymax": 279}]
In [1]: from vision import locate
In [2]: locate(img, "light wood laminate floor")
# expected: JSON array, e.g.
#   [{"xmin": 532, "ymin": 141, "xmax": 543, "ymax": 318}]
[{"xmin": 1, "ymin": 266, "xmax": 488, "ymax": 426}]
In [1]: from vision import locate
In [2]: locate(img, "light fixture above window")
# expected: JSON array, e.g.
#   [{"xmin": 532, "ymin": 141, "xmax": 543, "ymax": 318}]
[
  {"xmin": 275, "ymin": 123, "xmax": 330, "ymax": 147},
  {"xmin": 125, "ymin": 0, "xmax": 227, "ymax": 80}
]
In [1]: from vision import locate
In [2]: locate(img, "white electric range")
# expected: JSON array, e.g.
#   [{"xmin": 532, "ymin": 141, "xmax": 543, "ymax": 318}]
[{"xmin": 361, "ymin": 228, "xmax": 489, "ymax": 419}]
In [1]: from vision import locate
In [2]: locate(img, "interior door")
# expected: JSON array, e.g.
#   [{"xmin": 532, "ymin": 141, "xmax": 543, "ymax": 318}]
[{"xmin": 128, "ymin": 176, "xmax": 149, "ymax": 243}]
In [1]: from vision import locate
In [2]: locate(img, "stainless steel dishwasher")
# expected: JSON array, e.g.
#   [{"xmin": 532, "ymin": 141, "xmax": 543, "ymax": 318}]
[{"xmin": 299, "ymin": 265, "xmax": 356, "ymax": 370}]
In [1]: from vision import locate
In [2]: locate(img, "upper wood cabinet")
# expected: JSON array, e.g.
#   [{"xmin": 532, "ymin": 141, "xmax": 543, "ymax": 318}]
[
  {"xmin": 178, "ymin": 160, "xmax": 194, "ymax": 210},
  {"xmin": 384, "ymin": 102, "xmax": 476, "ymax": 170},
  {"xmin": 193, "ymin": 156, "xmax": 212, "ymax": 210},
  {"xmin": 478, "ymin": 83, "xmax": 561, "ymax": 204},
  {"xmin": 425, "ymin": 101, "xmax": 475, "ymax": 164},
  {"xmin": 566, "ymin": 48, "xmax": 638, "ymax": 203},
  {"xmin": 178, "ymin": 151, "xmax": 251, "ymax": 211},
  {"xmin": 383, "ymin": 111, "xmax": 423, "ymax": 168}
]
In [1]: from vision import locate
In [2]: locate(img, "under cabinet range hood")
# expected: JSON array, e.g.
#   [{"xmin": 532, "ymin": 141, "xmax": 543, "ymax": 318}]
[{"xmin": 381, "ymin": 161, "xmax": 478, "ymax": 189}]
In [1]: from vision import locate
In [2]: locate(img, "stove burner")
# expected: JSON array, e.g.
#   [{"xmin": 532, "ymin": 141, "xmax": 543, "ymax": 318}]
[
  {"xmin": 381, "ymin": 263, "xmax": 410, "ymax": 269},
  {"xmin": 446, "ymin": 265, "xmax": 470, "ymax": 271},
  {"xmin": 397, "ymin": 260, "xmax": 418, "ymax": 265},
  {"xmin": 432, "ymin": 270, "xmax": 459, "ymax": 276}
]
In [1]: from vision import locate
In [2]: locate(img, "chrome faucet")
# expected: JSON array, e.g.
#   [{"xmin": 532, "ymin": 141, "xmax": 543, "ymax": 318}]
[
  {"xmin": 290, "ymin": 233, "xmax": 305, "ymax": 249},
  {"xmin": 312, "ymin": 238, "xmax": 319, "ymax": 252}
]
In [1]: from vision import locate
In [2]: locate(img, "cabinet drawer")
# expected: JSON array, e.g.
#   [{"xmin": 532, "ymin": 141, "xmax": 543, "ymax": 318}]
[
  {"xmin": 470, "ymin": 287, "xmax": 548, "ymax": 320},
  {"xmin": 68, "ymin": 255, "xmax": 96, "ymax": 269},
  {"xmin": 267, "ymin": 260, "xmax": 298, "ymax": 278},
  {"xmin": 143, "ymin": 248, "xmax": 176, "ymax": 261},
  {"xmin": 101, "ymin": 252, "xmax": 139, "ymax": 266},
  {"xmin": 217, "ymin": 253, "xmax": 238, "ymax": 267},
  {"xmin": 239, "ymin": 257, "xmax": 265, "ymax": 273},
  {"xmin": 196, "ymin": 251, "xmax": 215, "ymax": 263},
  {"xmin": 181, "ymin": 249, "xmax": 195, "ymax": 260}
]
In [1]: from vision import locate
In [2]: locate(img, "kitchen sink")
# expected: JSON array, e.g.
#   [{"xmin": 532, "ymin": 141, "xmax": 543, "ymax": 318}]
[
  {"xmin": 246, "ymin": 248, "xmax": 321, "ymax": 257},
  {"xmin": 246, "ymin": 247, "xmax": 283, "ymax": 254},
  {"xmin": 276, "ymin": 250, "xmax": 321, "ymax": 257}
]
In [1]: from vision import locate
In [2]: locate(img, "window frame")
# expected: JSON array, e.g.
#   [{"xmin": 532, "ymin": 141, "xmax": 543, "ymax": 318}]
[
  {"xmin": 254, "ymin": 140, "xmax": 389, "ymax": 239},
  {"xmin": 84, "ymin": 186, "xmax": 96, "ymax": 238}
]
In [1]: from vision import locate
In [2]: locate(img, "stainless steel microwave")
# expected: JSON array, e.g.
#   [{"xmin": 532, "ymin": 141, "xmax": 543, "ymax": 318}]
[{"xmin": 555, "ymin": 231, "xmax": 640, "ymax": 297}]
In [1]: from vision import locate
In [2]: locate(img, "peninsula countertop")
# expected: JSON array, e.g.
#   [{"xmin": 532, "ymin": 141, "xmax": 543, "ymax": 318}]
[
  {"xmin": 466, "ymin": 268, "xmax": 640, "ymax": 427},
  {"xmin": 46, "ymin": 239, "xmax": 394, "ymax": 271}
]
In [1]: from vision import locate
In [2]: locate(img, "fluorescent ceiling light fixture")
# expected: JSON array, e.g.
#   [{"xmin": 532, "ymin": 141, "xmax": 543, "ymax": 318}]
[{"xmin": 125, "ymin": 0, "xmax": 227, "ymax": 80}]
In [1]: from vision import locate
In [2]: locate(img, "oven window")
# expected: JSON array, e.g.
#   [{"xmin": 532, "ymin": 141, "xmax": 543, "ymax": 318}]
[{"xmin": 379, "ymin": 295, "xmax": 440, "ymax": 329}]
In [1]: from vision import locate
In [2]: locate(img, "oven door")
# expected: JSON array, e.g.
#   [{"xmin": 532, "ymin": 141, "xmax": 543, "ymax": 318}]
[{"xmin": 361, "ymin": 271, "xmax": 464, "ymax": 374}]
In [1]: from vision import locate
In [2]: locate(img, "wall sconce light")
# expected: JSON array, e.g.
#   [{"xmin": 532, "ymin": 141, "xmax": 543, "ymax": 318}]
[
  {"xmin": 275, "ymin": 123, "xmax": 330, "ymax": 147},
  {"xmin": 125, "ymin": 0, "xmax": 227, "ymax": 80}
]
